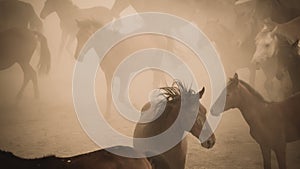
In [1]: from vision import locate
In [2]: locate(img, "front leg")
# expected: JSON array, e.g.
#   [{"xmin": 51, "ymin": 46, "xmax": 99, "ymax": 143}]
[
  {"xmin": 260, "ymin": 144, "xmax": 271, "ymax": 169},
  {"xmin": 274, "ymin": 144, "xmax": 287, "ymax": 169}
]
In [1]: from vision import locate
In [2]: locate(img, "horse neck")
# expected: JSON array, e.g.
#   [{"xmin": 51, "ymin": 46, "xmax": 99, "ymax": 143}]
[
  {"xmin": 55, "ymin": 2, "xmax": 80, "ymax": 21},
  {"xmin": 236, "ymin": 84, "xmax": 267, "ymax": 126},
  {"xmin": 148, "ymin": 100, "xmax": 184, "ymax": 136}
]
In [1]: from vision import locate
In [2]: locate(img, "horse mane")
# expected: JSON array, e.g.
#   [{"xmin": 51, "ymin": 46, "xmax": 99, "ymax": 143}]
[
  {"xmin": 159, "ymin": 80, "xmax": 195, "ymax": 102},
  {"xmin": 238, "ymin": 80, "xmax": 269, "ymax": 103},
  {"xmin": 140, "ymin": 80, "xmax": 196, "ymax": 120}
]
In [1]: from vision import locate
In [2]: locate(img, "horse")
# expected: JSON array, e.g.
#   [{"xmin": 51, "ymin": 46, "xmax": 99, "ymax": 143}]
[
  {"xmin": 251, "ymin": 0, "xmax": 300, "ymax": 24},
  {"xmin": 40, "ymin": 0, "xmax": 113, "ymax": 57},
  {"xmin": 134, "ymin": 80, "xmax": 216, "ymax": 169},
  {"xmin": 252, "ymin": 17, "xmax": 300, "ymax": 99},
  {"xmin": 75, "ymin": 19, "xmax": 174, "ymax": 116},
  {"xmin": 0, "ymin": 27, "xmax": 51, "ymax": 99},
  {"xmin": 1, "ymin": 146, "xmax": 164, "ymax": 169},
  {"xmin": 0, "ymin": 0, "xmax": 42, "ymax": 32},
  {"xmin": 211, "ymin": 73, "xmax": 300, "ymax": 169}
]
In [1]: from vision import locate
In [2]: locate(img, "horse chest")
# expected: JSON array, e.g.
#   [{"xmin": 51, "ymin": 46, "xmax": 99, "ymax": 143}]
[{"xmin": 249, "ymin": 113, "xmax": 285, "ymax": 146}]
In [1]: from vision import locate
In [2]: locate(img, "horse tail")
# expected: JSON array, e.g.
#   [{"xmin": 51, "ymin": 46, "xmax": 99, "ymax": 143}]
[{"xmin": 33, "ymin": 31, "xmax": 51, "ymax": 74}]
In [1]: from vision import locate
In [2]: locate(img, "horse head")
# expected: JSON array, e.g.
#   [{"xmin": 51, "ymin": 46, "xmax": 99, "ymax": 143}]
[
  {"xmin": 252, "ymin": 24, "xmax": 279, "ymax": 68},
  {"xmin": 211, "ymin": 73, "xmax": 241, "ymax": 116}
]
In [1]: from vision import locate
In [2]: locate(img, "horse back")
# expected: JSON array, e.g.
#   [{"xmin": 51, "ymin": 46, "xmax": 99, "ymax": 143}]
[
  {"xmin": 278, "ymin": 16, "xmax": 300, "ymax": 43},
  {"xmin": 0, "ymin": 1, "xmax": 39, "ymax": 31},
  {"xmin": 81, "ymin": 6, "xmax": 113, "ymax": 25}
]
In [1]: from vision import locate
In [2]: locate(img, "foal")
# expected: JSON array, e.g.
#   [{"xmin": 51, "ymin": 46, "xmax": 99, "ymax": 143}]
[{"xmin": 211, "ymin": 73, "xmax": 300, "ymax": 169}]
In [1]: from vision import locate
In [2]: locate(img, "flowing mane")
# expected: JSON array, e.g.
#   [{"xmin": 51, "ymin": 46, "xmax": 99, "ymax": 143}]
[
  {"xmin": 159, "ymin": 80, "xmax": 196, "ymax": 102},
  {"xmin": 140, "ymin": 80, "xmax": 196, "ymax": 121},
  {"xmin": 238, "ymin": 79, "xmax": 270, "ymax": 103}
]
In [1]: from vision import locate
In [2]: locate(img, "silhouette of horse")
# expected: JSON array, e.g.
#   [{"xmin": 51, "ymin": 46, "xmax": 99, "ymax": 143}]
[
  {"xmin": 40, "ymin": 0, "xmax": 113, "ymax": 57},
  {"xmin": 0, "ymin": 0, "xmax": 42, "ymax": 32},
  {"xmin": 0, "ymin": 28, "xmax": 51, "ymax": 99},
  {"xmin": 250, "ymin": 0, "xmax": 300, "ymax": 24},
  {"xmin": 134, "ymin": 80, "xmax": 216, "ymax": 169},
  {"xmin": 1, "ymin": 146, "xmax": 165, "ymax": 169},
  {"xmin": 75, "ymin": 19, "xmax": 173, "ymax": 115},
  {"xmin": 252, "ymin": 17, "xmax": 300, "ymax": 99},
  {"xmin": 211, "ymin": 73, "xmax": 300, "ymax": 169}
]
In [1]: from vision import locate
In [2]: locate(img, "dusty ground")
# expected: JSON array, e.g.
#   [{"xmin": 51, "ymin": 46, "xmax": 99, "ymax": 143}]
[{"xmin": 0, "ymin": 65, "xmax": 300, "ymax": 169}]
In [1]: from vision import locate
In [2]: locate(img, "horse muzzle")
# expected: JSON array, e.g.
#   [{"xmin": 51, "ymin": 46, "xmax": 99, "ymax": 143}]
[{"xmin": 201, "ymin": 136, "xmax": 216, "ymax": 149}]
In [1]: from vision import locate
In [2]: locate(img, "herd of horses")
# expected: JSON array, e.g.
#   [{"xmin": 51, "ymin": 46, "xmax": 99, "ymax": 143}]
[{"xmin": 1, "ymin": 0, "xmax": 300, "ymax": 169}]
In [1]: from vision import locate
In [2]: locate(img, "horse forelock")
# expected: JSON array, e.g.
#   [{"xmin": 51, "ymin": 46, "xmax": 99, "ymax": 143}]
[{"xmin": 255, "ymin": 29, "xmax": 272, "ymax": 44}]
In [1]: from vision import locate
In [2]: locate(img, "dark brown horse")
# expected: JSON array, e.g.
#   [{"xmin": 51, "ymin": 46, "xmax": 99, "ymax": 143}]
[
  {"xmin": 1, "ymin": 146, "xmax": 158, "ymax": 169},
  {"xmin": 211, "ymin": 73, "xmax": 300, "ymax": 169},
  {"xmin": 75, "ymin": 19, "xmax": 174, "ymax": 116},
  {"xmin": 0, "ymin": 0, "xmax": 42, "ymax": 32},
  {"xmin": 0, "ymin": 28, "xmax": 51, "ymax": 98},
  {"xmin": 40, "ymin": 0, "xmax": 113, "ymax": 57},
  {"xmin": 134, "ymin": 80, "xmax": 216, "ymax": 169}
]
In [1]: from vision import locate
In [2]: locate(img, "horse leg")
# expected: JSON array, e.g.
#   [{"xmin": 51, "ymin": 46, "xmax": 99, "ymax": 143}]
[
  {"xmin": 29, "ymin": 65, "xmax": 39, "ymax": 98},
  {"xmin": 260, "ymin": 145, "xmax": 271, "ymax": 169},
  {"xmin": 65, "ymin": 34, "xmax": 76, "ymax": 56},
  {"xmin": 105, "ymin": 73, "xmax": 112, "ymax": 117},
  {"xmin": 58, "ymin": 30, "xmax": 67, "ymax": 59},
  {"xmin": 274, "ymin": 144, "xmax": 287, "ymax": 169},
  {"xmin": 17, "ymin": 63, "xmax": 31, "ymax": 99}
]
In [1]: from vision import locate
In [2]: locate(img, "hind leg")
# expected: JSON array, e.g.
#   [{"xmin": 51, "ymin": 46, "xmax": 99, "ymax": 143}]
[
  {"xmin": 18, "ymin": 63, "xmax": 39, "ymax": 99},
  {"xmin": 58, "ymin": 30, "xmax": 68, "ymax": 59},
  {"xmin": 17, "ymin": 64, "xmax": 31, "ymax": 99},
  {"xmin": 30, "ymin": 66, "xmax": 39, "ymax": 98}
]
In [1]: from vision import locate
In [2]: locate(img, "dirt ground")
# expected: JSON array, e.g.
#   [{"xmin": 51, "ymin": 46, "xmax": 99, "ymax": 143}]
[{"xmin": 0, "ymin": 66, "xmax": 300, "ymax": 169}]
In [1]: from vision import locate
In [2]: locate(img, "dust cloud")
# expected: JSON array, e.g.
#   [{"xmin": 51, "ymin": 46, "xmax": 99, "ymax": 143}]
[{"xmin": 0, "ymin": 0, "xmax": 300, "ymax": 169}]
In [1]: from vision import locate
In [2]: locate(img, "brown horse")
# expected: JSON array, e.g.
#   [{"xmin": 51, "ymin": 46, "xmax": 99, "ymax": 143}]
[
  {"xmin": 40, "ymin": 0, "xmax": 113, "ymax": 57},
  {"xmin": 0, "ymin": 0, "xmax": 42, "ymax": 32},
  {"xmin": 75, "ymin": 19, "xmax": 173, "ymax": 115},
  {"xmin": 134, "ymin": 80, "xmax": 216, "ymax": 169},
  {"xmin": 0, "ymin": 28, "xmax": 51, "ymax": 98},
  {"xmin": 211, "ymin": 73, "xmax": 300, "ymax": 169},
  {"xmin": 1, "ymin": 146, "xmax": 157, "ymax": 169}
]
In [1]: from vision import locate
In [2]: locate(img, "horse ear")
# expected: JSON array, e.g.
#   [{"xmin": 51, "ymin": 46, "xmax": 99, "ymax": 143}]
[
  {"xmin": 271, "ymin": 26, "xmax": 278, "ymax": 36},
  {"xmin": 198, "ymin": 87, "xmax": 205, "ymax": 99},
  {"xmin": 233, "ymin": 73, "xmax": 238, "ymax": 80},
  {"xmin": 233, "ymin": 73, "xmax": 239, "ymax": 86}
]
